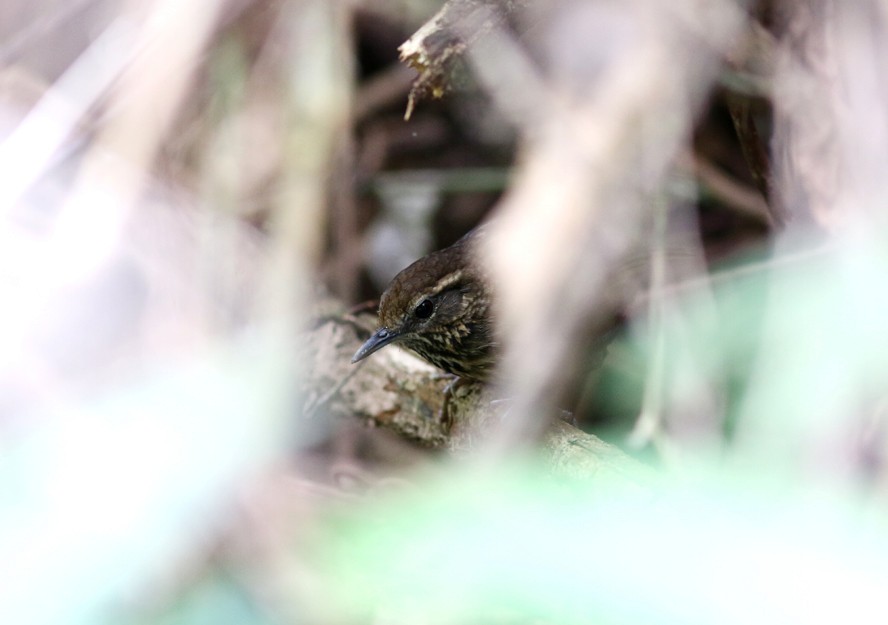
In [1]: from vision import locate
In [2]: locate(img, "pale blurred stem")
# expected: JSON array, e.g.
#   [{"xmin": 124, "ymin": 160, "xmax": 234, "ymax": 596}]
[
  {"xmin": 244, "ymin": 4, "xmax": 354, "ymax": 614},
  {"xmin": 329, "ymin": 133, "xmax": 361, "ymax": 302},
  {"xmin": 199, "ymin": 37, "xmax": 249, "ymax": 330},
  {"xmin": 261, "ymin": 0, "xmax": 353, "ymax": 324},
  {"xmin": 57, "ymin": 0, "xmax": 224, "ymax": 271},
  {"xmin": 629, "ymin": 196, "xmax": 668, "ymax": 450},
  {"xmin": 203, "ymin": 36, "xmax": 248, "ymax": 213}
]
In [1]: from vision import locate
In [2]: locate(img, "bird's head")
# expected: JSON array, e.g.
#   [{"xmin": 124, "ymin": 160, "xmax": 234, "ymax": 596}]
[{"xmin": 351, "ymin": 258, "xmax": 472, "ymax": 365}]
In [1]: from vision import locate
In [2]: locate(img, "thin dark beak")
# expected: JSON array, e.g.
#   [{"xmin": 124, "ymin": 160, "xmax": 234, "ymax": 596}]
[{"xmin": 351, "ymin": 328, "xmax": 399, "ymax": 364}]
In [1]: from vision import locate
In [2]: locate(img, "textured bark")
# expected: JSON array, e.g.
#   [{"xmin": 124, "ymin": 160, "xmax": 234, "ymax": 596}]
[
  {"xmin": 398, "ymin": 0, "xmax": 531, "ymax": 119},
  {"xmin": 302, "ymin": 307, "xmax": 452, "ymax": 448},
  {"xmin": 301, "ymin": 303, "xmax": 651, "ymax": 485}
]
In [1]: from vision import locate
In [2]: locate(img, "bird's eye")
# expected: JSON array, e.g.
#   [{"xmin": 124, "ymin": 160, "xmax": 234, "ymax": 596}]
[{"xmin": 414, "ymin": 299, "xmax": 434, "ymax": 319}]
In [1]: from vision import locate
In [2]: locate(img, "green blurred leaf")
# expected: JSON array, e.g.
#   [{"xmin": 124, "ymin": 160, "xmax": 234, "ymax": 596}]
[{"xmin": 309, "ymin": 461, "xmax": 888, "ymax": 625}]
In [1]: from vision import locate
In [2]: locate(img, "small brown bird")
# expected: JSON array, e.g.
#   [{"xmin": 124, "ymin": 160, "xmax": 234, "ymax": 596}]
[{"xmin": 351, "ymin": 227, "xmax": 497, "ymax": 381}]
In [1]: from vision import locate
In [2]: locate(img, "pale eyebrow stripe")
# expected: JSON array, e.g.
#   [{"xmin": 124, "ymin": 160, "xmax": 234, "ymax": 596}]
[{"xmin": 409, "ymin": 270, "xmax": 464, "ymax": 311}]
